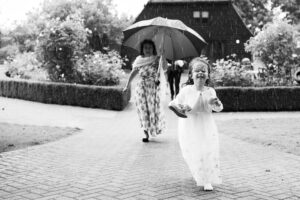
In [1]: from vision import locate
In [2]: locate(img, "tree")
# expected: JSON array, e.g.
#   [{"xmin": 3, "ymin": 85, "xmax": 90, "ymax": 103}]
[
  {"xmin": 8, "ymin": 23, "xmax": 39, "ymax": 52},
  {"xmin": 27, "ymin": 0, "xmax": 132, "ymax": 50},
  {"xmin": 272, "ymin": 0, "xmax": 300, "ymax": 24},
  {"xmin": 36, "ymin": 14, "xmax": 88, "ymax": 82},
  {"xmin": 233, "ymin": 0, "xmax": 300, "ymax": 34},
  {"xmin": 245, "ymin": 13, "xmax": 299, "ymax": 86},
  {"xmin": 233, "ymin": 0, "xmax": 272, "ymax": 33}
]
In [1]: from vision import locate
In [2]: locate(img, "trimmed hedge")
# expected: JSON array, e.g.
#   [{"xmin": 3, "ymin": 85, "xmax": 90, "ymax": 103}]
[
  {"xmin": 0, "ymin": 79, "xmax": 131, "ymax": 111},
  {"xmin": 0, "ymin": 79, "xmax": 299, "ymax": 111},
  {"xmin": 216, "ymin": 87, "xmax": 300, "ymax": 111}
]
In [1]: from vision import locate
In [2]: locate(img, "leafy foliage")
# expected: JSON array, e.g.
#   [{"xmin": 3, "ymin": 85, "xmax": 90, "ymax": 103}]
[
  {"xmin": 28, "ymin": 0, "xmax": 132, "ymax": 48},
  {"xmin": 4, "ymin": 52, "xmax": 48, "ymax": 81},
  {"xmin": 233, "ymin": 0, "xmax": 271, "ymax": 33},
  {"xmin": 211, "ymin": 58, "xmax": 255, "ymax": 87},
  {"xmin": 8, "ymin": 23, "xmax": 39, "ymax": 53},
  {"xmin": 233, "ymin": 0, "xmax": 299, "ymax": 34},
  {"xmin": 36, "ymin": 14, "xmax": 88, "ymax": 83},
  {"xmin": 0, "ymin": 44, "xmax": 19, "ymax": 62},
  {"xmin": 0, "ymin": 78, "xmax": 131, "ymax": 110},
  {"xmin": 74, "ymin": 51, "xmax": 125, "ymax": 86},
  {"xmin": 245, "ymin": 15, "xmax": 299, "ymax": 86},
  {"xmin": 272, "ymin": 0, "xmax": 300, "ymax": 24}
]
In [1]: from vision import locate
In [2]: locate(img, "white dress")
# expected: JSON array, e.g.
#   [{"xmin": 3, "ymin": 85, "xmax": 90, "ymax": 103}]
[{"xmin": 170, "ymin": 85, "xmax": 223, "ymax": 186}]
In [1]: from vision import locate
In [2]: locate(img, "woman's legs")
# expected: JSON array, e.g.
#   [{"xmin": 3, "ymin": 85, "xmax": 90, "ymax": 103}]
[{"xmin": 142, "ymin": 130, "xmax": 149, "ymax": 142}]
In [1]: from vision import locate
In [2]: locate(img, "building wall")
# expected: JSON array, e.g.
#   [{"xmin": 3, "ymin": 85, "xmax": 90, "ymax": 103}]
[{"xmin": 134, "ymin": 1, "xmax": 252, "ymax": 61}]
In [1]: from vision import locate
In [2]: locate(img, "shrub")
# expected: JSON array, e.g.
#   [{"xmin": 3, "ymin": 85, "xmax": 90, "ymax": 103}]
[
  {"xmin": 36, "ymin": 14, "xmax": 88, "ymax": 83},
  {"xmin": 74, "ymin": 51, "xmax": 125, "ymax": 86},
  {"xmin": 211, "ymin": 58, "xmax": 254, "ymax": 87},
  {"xmin": 215, "ymin": 86, "xmax": 300, "ymax": 111},
  {"xmin": 245, "ymin": 14, "xmax": 299, "ymax": 86},
  {"xmin": 9, "ymin": 23, "xmax": 39, "ymax": 53},
  {"xmin": 3, "ymin": 52, "xmax": 48, "ymax": 81},
  {"xmin": 0, "ymin": 79, "xmax": 131, "ymax": 111},
  {"xmin": 0, "ymin": 44, "xmax": 19, "ymax": 62}
]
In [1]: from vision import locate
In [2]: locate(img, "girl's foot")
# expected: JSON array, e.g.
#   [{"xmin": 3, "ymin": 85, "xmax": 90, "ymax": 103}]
[
  {"xmin": 142, "ymin": 131, "xmax": 149, "ymax": 143},
  {"xmin": 204, "ymin": 183, "xmax": 213, "ymax": 191}
]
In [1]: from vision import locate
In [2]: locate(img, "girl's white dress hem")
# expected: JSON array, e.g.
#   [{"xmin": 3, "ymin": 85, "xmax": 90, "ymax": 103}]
[{"xmin": 170, "ymin": 85, "xmax": 223, "ymax": 186}]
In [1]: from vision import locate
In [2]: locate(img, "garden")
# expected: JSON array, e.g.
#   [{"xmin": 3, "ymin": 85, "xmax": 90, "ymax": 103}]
[
  {"xmin": 0, "ymin": 0, "xmax": 299, "ymax": 111},
  {"xmin": 0, "ymin": 0, "xmax": 132, "ymax": 111}
]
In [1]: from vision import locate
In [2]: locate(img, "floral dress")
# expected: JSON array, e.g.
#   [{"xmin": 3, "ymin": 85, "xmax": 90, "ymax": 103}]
[
  {"xmin": 132, "ymin": 55, "xmax": 165, "ymax": 137},
  {"xmin": 170, "ymin": 85, "xmax": 223, "ymax": 186}
]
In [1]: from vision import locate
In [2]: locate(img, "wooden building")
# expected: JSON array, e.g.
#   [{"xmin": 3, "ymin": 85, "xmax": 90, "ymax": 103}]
[{"xmin": 122, "ymin": 0, "xmax": 253, "ymax": 65}]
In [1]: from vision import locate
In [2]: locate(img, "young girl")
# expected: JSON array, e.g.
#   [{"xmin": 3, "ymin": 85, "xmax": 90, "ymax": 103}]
[{"xmin": 168, "ymin": 57, "xmax": 223, "ymax": 191}]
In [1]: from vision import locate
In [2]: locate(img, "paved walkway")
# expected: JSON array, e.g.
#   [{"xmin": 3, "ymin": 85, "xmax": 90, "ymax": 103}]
[{"xmin": 0, "ymin": 97, "xmax": 300, "ymax": 200}]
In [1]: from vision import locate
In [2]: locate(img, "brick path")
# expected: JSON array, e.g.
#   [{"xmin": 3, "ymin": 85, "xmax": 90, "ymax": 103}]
[{"xmin": 0, "ymin": 97, "xmax": 300, "ymax": 200}]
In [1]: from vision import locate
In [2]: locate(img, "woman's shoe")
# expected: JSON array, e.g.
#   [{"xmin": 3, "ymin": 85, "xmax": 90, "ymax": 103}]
[
  {"xmin": 143, "ymin": 131, "xmax": 149, "ymax": 142},
  {"xmin": 204, "ymin": 184, "xmax": 213, "ymax": 191},
  {"xmin": 168, "ymin": 105, "xmax": 187, "ymax": 118}
]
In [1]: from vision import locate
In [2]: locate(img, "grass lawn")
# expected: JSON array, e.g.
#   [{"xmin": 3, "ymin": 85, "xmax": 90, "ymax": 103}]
[
  {"xmin": 217, "ymin": 117, "xmax": 300, "ymax": 156},
  {"xmin": 0, "ymin": 122, "xmax": 81, "ymax": 153}
]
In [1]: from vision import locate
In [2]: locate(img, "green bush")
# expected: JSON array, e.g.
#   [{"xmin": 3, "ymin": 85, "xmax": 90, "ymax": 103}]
[
  {"xmin": 36, "ymin": 14, "xmax": 88, "ymax": 83},
  {"xmin": 211, "ymin": 58, "xmax": 254, "ymax": 87},
  {"xmin": 245, "ymin": 15, "xmax": 299, "ymax": 86},
  {"xmin": 216, "ymin": 86, "xmax": 300, "ymax": 111},
  {"xmin": 0, "ymin": 79, "xmax": 131, "ymax": 111},
  {"xmin": 74, "ymin": 51, "xmax": 125, "ymax": 86},
  {"xmin": 0, "ymin": 44, "xmax": 19, "ymax": 62},
  {"xmin": 3, "ymin": 52, "xmax": 48, "ymax": 81}
]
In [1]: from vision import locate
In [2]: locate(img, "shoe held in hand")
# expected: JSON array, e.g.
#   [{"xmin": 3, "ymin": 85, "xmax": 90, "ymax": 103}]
[{"xmin": 168, "ymin": 105, "xmax": 187, "ymax": 118}]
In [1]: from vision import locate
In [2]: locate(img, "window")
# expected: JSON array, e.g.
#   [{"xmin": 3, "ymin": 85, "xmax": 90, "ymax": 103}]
[
  {"xmin": 201, "ymin": 11, "xmax": 209, "ymax": 23},
  {"xmin": 193, "ymin": 11, "xmax": 200, "ymax": 18},
  {"xmin": 202, "ymin": 11, "xmax": 209, "ymax": 18},
  {"xmin": 193, "ymin": 11, "xmax": 210, "ymax": 23}
]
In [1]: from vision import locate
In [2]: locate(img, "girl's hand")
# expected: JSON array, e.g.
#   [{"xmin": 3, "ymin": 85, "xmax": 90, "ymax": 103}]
[
  {"xmin": 183, "ymin": 105, "xmax": 192, "ymax": 112},
  {"xmin": 208, "ymin": 97, "xmax": 220, "ymax": 106},
  {"xmin": 215, "ymin": 99, "xmax": 222, "ymax": 107},
  {"xmin": 178, "ymin": 104, "xmax": 192, "ymax": 112}
]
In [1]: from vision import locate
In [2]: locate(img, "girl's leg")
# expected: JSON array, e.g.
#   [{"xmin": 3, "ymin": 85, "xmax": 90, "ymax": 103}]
[{"xmin": 204, "ymin": 183, "xmax": 213, "ymax": 191}]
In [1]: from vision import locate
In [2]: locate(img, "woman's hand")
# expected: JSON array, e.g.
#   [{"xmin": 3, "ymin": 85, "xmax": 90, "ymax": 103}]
[{"xmin": 123, "ymin": 85, "xmax": 129, "ymax": 93}]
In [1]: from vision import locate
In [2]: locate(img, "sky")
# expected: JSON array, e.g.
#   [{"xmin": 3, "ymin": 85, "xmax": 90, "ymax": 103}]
[{"xmin": 0, "ymin": 0, "xmax": 149, "ymax": 30}]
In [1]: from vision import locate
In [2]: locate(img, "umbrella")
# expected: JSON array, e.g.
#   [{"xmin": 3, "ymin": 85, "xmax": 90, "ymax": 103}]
[{"xmin": 123, "ymin": 16, "xmax": 207, "ymax": 61}]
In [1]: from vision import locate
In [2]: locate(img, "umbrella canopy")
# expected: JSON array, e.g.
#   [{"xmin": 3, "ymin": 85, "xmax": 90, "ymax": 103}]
[{"xmin": 123, "ymin": 17, "xmax": 207, "ymax": 61}]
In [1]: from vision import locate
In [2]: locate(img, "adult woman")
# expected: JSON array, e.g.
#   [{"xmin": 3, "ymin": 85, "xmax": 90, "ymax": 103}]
[{"xmin": 123, "ymin": 39, "xmax": 166, "ymax": 142}]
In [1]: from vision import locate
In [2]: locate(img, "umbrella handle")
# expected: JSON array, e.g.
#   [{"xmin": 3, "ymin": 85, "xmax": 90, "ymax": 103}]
[{"xmin": 158, "ymin": 30, "xmax": 165, "ymax": 56}]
